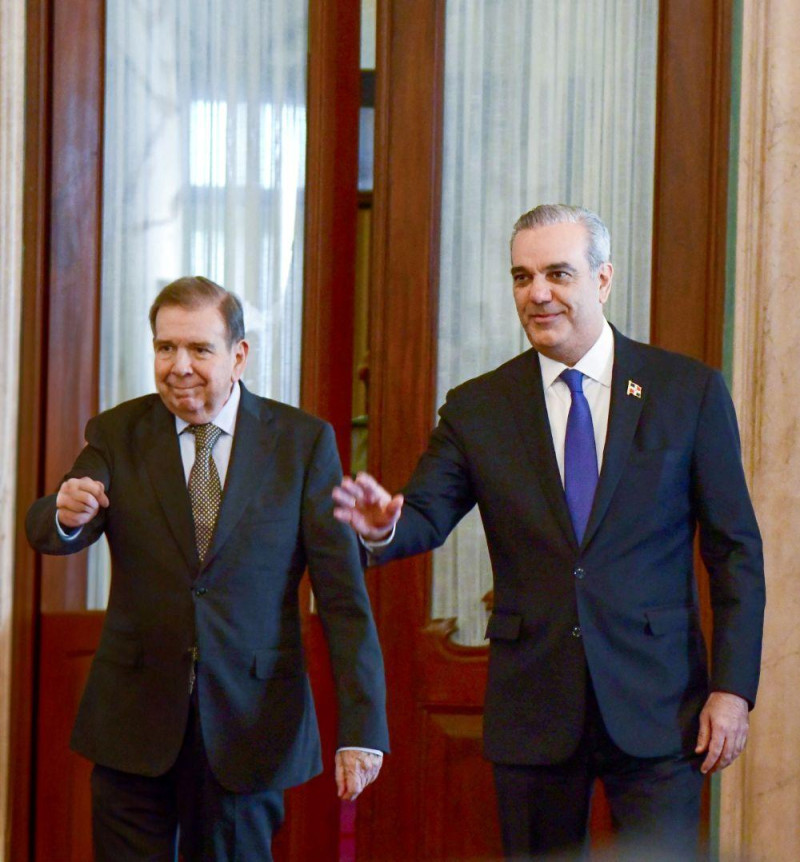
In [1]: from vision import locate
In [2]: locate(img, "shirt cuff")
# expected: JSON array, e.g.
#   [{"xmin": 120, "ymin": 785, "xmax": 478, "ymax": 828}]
[
  {"xmin": 55, "ymin": 512, "xmax": 83, "ymax": 541},
  {"xmin": 336, "ymin": 747, "xmax": 384, "ymax": 757},
  {"xmin": 359, "ymin": 524, "xmax": 396, "ymax": 551}
]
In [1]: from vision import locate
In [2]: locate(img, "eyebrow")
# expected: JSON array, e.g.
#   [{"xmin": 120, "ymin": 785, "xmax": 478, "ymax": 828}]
[
  {"xmin": 153, "ymin": 339, "xmax": 216, "ymax": 350},
  {"xmin": 510, "ymin": 261, "xmax": 579, "ymax": 275}
]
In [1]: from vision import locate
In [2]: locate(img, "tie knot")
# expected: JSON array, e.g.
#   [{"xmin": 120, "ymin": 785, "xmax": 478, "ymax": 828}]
[
  {"xmin": 190, "ymin": 423, "xmax": 223, "ymax": 452},
  {"xmin": 560, "ymin": 369, "xmax": 585, "ymax": 394}
]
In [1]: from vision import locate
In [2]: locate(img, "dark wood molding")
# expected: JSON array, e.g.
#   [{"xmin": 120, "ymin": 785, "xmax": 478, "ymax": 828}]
[
  {"xmin": 34, "ymin": 613, "xmax": 104, "ymax": 861},
  {"xmin": 300, "ymin": 0, "xmax": 361, "ymax": 468},
  {"xmin": 357, "ymin": 1, "xmax": 447, "ymax": 858},
  {"xmin": 9, "ymin": 0, "xmax": 53, "ymax": 856},
  {"xmin": 651, "ymin": 0, "xmax": 732, "ymax": 367},
  {"xmin": 39, "ymin": 0, "xmax": 105, "ymax": 612}
]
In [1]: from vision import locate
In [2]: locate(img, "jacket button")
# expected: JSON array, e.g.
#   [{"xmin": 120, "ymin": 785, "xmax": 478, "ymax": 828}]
[
  {"xmin": 571, "ymin": 626, "xmax": 582, "ymax": 638},
  {"xmin": 573, "ymin": 567, "xmax": 586, "ymax": 580},
  {"xmin": 195, "ymin": 587, "xmax": 207, "ymax": 597}
]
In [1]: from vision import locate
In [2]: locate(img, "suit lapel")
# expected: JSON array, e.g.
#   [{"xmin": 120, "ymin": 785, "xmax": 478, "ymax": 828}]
[
  {"xmin": 136, "ymin": 397, "xmax": 198, "ymax": 570},
  {"xmin": 502, "ymin": 351, "xmax": 576, "ymax": 547},
  {"xmin": 581, "ymin": 330, "xmax": 645, "ymax": 547},
  {"xmin": 202, "ymin": 386, "xmax": 278, "ymax": 567}
]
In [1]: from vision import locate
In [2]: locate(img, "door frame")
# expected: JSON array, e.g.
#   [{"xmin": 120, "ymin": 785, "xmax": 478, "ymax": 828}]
[{"xmin": 10, "ymin": 0, "xmax": 361, "ymax": 857}]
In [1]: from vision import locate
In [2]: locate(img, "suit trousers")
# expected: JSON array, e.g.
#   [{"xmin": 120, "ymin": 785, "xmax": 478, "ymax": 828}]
[
  {"xmin": 91, "ymin": 691, "xmax": 284, "ymax": 861},
  {"xmin": 493, "ymin": 681, "xmax": 705, "ymax": 861}
]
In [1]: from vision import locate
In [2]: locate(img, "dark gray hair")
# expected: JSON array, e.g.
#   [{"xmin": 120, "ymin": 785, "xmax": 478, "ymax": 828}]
[
  {"xmin": 149, "ymin": 276, "xmax": 245, "ymax": 346},
  {"xmin": 511, "ymin": 205, "xmax": 611, "ymax": 274}
]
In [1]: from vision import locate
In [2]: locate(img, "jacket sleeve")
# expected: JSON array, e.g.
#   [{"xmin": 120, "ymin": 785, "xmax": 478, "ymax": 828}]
[
  {"xmin": 302, "ymin": 422, "xmax": 390, "ymax": 752},
  {"xmin": 692, "ymin": 369, "xmax": 766, "ymax": 706},
  {"xmin": 372, "ymin": 392, "xmax": 477, "ymax": 564},
  {"xmin": 25, "ymin": 414, "xmax": 112, "ymax": 556}
]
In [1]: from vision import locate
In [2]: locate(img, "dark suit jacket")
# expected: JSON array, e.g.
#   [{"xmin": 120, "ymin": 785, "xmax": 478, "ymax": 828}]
[
  {"xmin": 375, "ymin": 328, "xmax": 764, "ymax": 765},
  {"xmin": 26, "ymin": 384, "xmax": 389, "ymax": 793}
]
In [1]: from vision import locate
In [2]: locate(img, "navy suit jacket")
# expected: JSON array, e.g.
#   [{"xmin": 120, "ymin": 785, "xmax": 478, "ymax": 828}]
[
  {"xmin": 375, "ymin": 328, "xmax": 764, "ymax": 764},
  {"xmin": 26, "ymin": 384, "xmax": 389, "ymax": 792}
]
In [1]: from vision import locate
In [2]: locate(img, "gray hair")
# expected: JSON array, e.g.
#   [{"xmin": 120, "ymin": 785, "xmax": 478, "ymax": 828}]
[
  {"xmin": 149, "ymin": 276, "xmax": 245, "ymax": 347},
  {"xmin": 511, "ymin": 205, "xmax": 611, "ymax": 274}
]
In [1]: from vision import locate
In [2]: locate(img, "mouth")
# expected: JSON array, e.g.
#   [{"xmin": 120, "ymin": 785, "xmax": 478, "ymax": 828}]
[{"xmin": 530, "ymin": 311, "xmax": 562, "ymax": 325}]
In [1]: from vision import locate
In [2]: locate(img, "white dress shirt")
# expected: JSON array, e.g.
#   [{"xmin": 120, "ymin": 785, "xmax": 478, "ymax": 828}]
[{"xmin": 538, "ymin": 319, "xmax": 614, "ymax": 484}]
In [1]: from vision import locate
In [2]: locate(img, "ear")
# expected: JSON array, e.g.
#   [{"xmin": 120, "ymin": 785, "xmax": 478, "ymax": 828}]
[
  {"xmin": 232, "ymin": 339, "xmax": 249, "ymax": 380},
  {"xmin": 597, "ymin": 262, "xmax": 613, "ymax": 305}
]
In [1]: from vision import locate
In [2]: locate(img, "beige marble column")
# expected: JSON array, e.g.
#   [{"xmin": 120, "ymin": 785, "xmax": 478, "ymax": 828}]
[
  {"xmin": 721, "ymin": 0, "xmax": 800, "ymax": 859},
  {"xmin": 0, "ymin": 0, "xmax": 25, "ymax": 848}
]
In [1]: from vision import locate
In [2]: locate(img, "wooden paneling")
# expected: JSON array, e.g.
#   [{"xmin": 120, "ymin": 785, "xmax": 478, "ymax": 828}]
[
  {"xmin": 39, "ymin": 0, "xmax": 105, "ymax": 613},
  {"xmin": 301, "ymin": 0, "xmax": 361, "ymax": 466},
  {"xmin": 651, "ymin": 0, "xmax": 732, "ymax": 367},
  {"xmin": 34, "ymin": 612, "xmax": 104, "ymax": 862},
  {"xmin": 11, "ymin": 0, "xmax": 54, "ymax": 856},
  {"xmin": 356, "ymin": 1, "xmax": 446, "ymax": 859},
  {"xmin": 420, "ymin": 712, "xmax": 499, "ymax": 861},
  {"xmin": 289, "ymin": 0, "xmax": 362, "ymax": 857}
]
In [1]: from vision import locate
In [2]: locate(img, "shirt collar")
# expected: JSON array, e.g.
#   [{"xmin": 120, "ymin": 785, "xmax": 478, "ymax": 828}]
[
  {"xmin": 539, "ymin": 319, "xmax": 615, "ymax": 390},
  {"xmin": 175, "ymin": 380, "xmax": 241, "ymax": 436}
]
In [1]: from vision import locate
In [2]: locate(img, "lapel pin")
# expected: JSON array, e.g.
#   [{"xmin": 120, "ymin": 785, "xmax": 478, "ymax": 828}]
[{"xmin": 626, "ymin": 380, "xmax": 642, "ymax": 399}]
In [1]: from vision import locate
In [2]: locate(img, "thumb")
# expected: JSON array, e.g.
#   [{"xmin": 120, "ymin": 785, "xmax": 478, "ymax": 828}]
[
  {"xmin": 385, "ymin": 494, "xmax": 404, "ymax": 520},
  {"xmin": 335, "ymin": 753, "xmax": 346, "ymax": 798},
  {"xmin": 695, "ymin": 713, "xmax": 710, "ymax": 753}
]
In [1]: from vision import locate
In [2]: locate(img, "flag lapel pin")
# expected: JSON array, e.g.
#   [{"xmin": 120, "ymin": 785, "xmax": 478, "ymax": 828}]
[{"xmin": 626, "ymin": 380, "xmax": 642, "ymax": 398}]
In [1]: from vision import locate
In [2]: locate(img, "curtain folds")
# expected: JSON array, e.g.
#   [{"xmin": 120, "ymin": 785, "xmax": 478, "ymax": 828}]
[
  {"xmin": 432, "ymin": 0, "xmax": 659, "ymax": 645},
  {"xmin": 89, "ymin": 0, "xmax": 308, "ymax": 608}
]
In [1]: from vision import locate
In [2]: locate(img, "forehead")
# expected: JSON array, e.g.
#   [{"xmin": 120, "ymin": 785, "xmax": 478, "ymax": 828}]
[
  {"xmin": 154, "ymin": 302, "xmax": 227, "ymax": 340},
  {"xmin": 511, "ymin": 222, "xmax": 590, "ymax": 268}
]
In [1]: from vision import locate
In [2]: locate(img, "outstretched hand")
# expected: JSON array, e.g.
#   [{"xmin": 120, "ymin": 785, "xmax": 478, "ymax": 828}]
[
  {"xmin": 332, "ymin": 472, "xmax": 403, "ymax": 542},
  {"xmin": 56, "ymin": 477, "xmax": 109, "ymax": 529}
]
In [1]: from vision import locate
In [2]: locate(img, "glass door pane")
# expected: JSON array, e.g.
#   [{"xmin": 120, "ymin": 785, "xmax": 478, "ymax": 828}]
[
  {"xmin": 89, "ymin": 0, "xmax": 309, "ymax": 608},
  {"xmin": 432, "ymin": 0, "xmax": 659, "ymax": 644}
]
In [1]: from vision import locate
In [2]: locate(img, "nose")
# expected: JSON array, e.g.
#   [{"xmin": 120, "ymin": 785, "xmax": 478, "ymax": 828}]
[
  {"xmin": 527, "ymin": 274, "xmax": 553, "ymax": 305},
  {"xmin": 171, "ymin": 347, "xmax": 193, "ymax": 375}
]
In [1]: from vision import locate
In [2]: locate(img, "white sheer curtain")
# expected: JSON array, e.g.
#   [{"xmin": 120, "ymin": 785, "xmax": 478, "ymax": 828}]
[
  {"xmin": 89, "ymin": 0, "xmax": 308, "ymax": 608},
  {"xmin": 432, "ymin": 0, "xmax": 659, "ymax": 644}
]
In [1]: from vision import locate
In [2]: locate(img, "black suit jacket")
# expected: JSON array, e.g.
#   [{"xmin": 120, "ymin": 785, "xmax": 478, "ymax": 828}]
[
  {"xmin": 376, "ymin": 328, "xmax": 764, "ymax": 765},
  {"xmin": 27, "ymin": 384, "xmax": 389, "ymax": 793}
]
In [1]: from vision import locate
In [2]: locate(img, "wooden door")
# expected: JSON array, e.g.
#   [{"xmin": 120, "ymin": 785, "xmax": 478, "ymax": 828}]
[
  {"xmin": 11, "ymin": 0, "xmax": 362, "ymax": 859},
  {"xmin": 354, "ymin": 1, "xmax": 733, "ymax": 859}
]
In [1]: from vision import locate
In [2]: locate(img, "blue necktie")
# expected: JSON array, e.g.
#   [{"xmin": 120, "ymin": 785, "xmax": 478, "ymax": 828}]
[{"xmin": 561, "ymin": 369, "xmax": 598, "ymax": 543}]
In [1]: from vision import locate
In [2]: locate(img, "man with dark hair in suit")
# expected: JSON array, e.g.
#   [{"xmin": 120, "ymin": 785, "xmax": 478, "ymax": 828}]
[
  {"xmin": 27, "ymin": 276, "xmax": 389, "ymax": 861},
  {"xmin": 333, "ymin": 205, "xmax": 765, "ymax": 860}
]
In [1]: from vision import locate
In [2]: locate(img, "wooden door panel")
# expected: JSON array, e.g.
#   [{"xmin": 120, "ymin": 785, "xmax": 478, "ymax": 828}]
[
  {"xmin": 35, "ymin": 612, "xmax": 104, "ymax": 862},
  {"xmin": 420, "ymin": 711, "xmax": 500, "ymax": 861}
]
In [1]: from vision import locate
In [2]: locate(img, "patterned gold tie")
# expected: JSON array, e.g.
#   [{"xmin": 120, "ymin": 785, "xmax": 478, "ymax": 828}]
[{"xmin": 188, "ymin": 423, "xmax": 224, "ymax": 562}]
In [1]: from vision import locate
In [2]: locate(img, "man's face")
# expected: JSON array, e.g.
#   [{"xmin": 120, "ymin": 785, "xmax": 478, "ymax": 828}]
[
  {"xmin": 510, "ymin": 222, "xmax": 612, "ymax": 366},
  {"xmin": 153, "ymin": 302, "xmax": 248, "ymax": 424}
]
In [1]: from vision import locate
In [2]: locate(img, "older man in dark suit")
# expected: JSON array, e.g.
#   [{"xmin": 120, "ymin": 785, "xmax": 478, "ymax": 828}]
[
  {"xmin": 333, "ymin": 205, "xmax": 764, "ymax": 860},
  {"xmin": 27, "ymin": 276, "xmax": 388, "ymax": 861}
]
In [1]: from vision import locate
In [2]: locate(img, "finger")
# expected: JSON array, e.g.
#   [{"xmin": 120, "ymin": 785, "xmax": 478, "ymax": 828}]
[
  {"xmin": 694, "ymin": 714, "xmax": 710, "ymax": 754},
  {"xmin": 57, "ymin": 490, "xmax": 98, "ymax": 517},
  {"xmin": 700, "ymin": 733, "xmax": 724, "ymax": 774},
  {"xmin": 341, "ymin": 769, "xmax": 364, "ymax": 802},
  {"xmin": 332, "ymin": 485, "xmax": 357, "ymax": 508},
  {"xmin": 385, "ymin": 494, "xmax": 404, "ymax": 521},
  {"xmin": 335, "ymin": 753, "xmax": 346, "ymax": 798},
  {"xmin": 353, "ymin": 472, "xmax": 391, "ymax": 505}
]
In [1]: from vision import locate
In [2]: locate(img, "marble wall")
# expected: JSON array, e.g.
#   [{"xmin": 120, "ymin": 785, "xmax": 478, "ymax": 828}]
[
  {"xmin": 0, "ymin": 0, "xmax": 26, "ymax": 849},
  {"xmin": 720, "ymin": 0, "xmax": 800, "ymax": 859}
]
